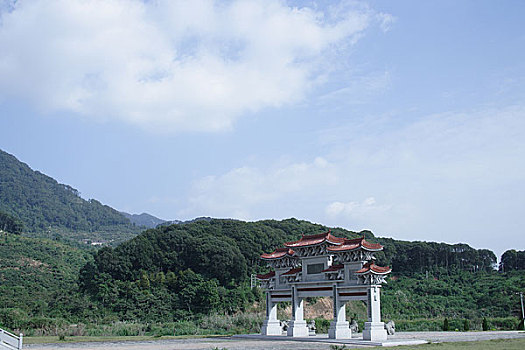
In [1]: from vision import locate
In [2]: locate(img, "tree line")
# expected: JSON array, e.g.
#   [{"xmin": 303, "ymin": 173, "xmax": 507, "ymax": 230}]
[{"xmin": 78, "ymin": 218, "xmax": 509, "ymax": 322}]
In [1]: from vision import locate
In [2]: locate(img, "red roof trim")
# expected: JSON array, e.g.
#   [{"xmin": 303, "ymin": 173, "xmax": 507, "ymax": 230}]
[
  {"xmin": 327, "ymin": 237, "xmax": 383, "ymax": 252},
  {"xmin": 261, "ymin": 247, "xmax": 295, "ymax": 259},
  {"xmin": 322, "ymin": 264, "xmax": 344, "ymax": 272},
  {"xmin": 256, "ymin": 270, "xmax": 276, "ymax": 280},
  {"xmin": 284, "ymin": 230, "xmax": 345, "ymax": 248},
  {"xmin": 282, "ymin": 267, "xmax": 302, "ymax": 276},
  {"xmin": 355, "ymin": 262, "xmax": 391, "ymax": 274}
]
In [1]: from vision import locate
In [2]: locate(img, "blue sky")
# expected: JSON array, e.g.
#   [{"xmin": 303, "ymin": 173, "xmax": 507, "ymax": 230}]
[{"xmin": 1, "ymin": 0, "xmax": 524, "ymax": 258}]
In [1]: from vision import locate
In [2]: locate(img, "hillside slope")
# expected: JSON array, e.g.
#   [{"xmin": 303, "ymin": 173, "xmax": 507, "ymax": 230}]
[
  {"xmin": 0, "ymin": 149, "xmax": 140, "ymax": 243},
  {"xmin": 121, "ymin": 212, "xmax": 166, "ymax": 228},
  {"xmin": 0, "ymin": 234, "xmax": 91, "ymax": 318},
  {"xmin": 78, "ymin": 218, "xmax": 504, "ymax": 323}
]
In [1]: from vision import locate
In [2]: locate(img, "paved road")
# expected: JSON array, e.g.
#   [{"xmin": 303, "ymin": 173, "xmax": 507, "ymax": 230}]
[{"xmin": 25, "ymin": 331, "xmax": 525, "ymax": 350}]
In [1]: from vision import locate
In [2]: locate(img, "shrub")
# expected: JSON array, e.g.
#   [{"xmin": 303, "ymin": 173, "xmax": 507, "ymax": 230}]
[
  {"xmin": 172, "ymin": 321, "xmax": 199, "ymax": 336},
  {"xmin": 315, "ymin": 318, "xmax": 330, "ymax": 333},
  {"xmin": 487, "ymin": 317, "xmax": 520, "ymax": 330},
  {"xmin": 482, "ymin": 317, "xmax": 489, "ymax": 331},
  {"xmin": 394, "ymin": 319, "xmax": 442, "ymax": 331},
  {"xmin": 0, "ymin": 308, "xmax": 29, "ymax": 330},
  {"xmin": 463, "ymin": 319, "xmax": 470, "ymax": 331},
  {"xmin": 199, "ymin": 312, "xmax": 263, "ymax": 334}
]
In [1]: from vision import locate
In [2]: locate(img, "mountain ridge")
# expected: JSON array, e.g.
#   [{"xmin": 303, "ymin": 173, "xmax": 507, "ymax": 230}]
[
  {"xmin": 121, "ymin": 212, "xmax": 167, "ymax": 228},
  {"xmin": 0, "ymin": 148, "xmax": 140, "ymax": 243}
]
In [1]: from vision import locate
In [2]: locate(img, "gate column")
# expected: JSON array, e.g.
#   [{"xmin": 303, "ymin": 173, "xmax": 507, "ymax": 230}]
[
  {"xmin": 287, "ymin": 285, "xmax": 309, "ymax": 337},
  {"xmin": 261, "ymin": 292, "xmax": 282, "ymax": 335},
  {"xmin": 328, "ymin": 284, "xmax": 352, "ymax": 339},
  {"xmin": 363, "ymin": 285, "xmax": 387, "ymax": 341}
]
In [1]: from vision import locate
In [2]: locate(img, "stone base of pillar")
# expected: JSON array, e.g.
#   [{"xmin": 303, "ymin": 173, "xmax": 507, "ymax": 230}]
[
  {"xmin": 328, "ymin": 320, "xmax": 351, "ymax": 339},
  {"xmin": 261, "ymin": 319, "xmax": 282, "ymax": 336},
  {"xmin": 287, "ymin": 320, "xmax": 309, "ymax": 337},
  {"xmin": 363, "ymin": 322, "xmax": 387, "ymax": 341}
]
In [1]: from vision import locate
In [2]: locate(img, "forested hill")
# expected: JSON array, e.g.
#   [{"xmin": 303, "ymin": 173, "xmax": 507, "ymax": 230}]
[
  {"xmin": 121, "ymin": 212, "xmax": 167, "ymax": 228},
  {"xmin": 78, "ymin": 218, "xmax": 503, "ymax": 322},
  {"xmin": 84, "ymin": 218, "xmax": 497, "ymax": 284},
  {"xmin": 0, "ymin": 149, "xmax": 133, "ymax": 236}
]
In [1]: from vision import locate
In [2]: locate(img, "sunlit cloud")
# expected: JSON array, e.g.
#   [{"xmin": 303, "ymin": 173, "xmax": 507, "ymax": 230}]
[
  {"xmin": 181, "ymin": 105, "xmax": 525, "ymax": 253},
  {"xmin": 0, "ymin": 0, "xmax": 377, "ymax": 132}
]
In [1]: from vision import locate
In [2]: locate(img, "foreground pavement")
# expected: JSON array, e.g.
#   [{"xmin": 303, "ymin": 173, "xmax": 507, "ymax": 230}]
[{"xmin": 25, "ymin": 331, "xmax": 525, "ymax": 350}]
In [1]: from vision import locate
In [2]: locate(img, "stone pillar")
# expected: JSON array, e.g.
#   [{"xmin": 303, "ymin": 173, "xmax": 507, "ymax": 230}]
[
  {"xmin": 328, "ymin": 284, "xmax": 352, "ymax": 339},
  {"xmin": 261, "ymin": 292, "xmax": 282, "ymax": 335},
  {"xmin": 287, "ymin": 286, "xmax": 309, "ymax": 337},
  {"xmin": 363, "ymin": 285, "xmax": 387, "ymax": 341}
]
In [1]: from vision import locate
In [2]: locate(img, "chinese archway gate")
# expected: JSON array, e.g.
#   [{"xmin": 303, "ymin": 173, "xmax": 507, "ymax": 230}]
[{"xmin": 257, "ymin": 231, "xmax": 391, "ymax": 341}]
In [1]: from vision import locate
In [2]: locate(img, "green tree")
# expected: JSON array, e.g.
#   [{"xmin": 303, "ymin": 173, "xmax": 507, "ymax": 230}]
[
  {"xmin": 0, "ymin": 211, "xmax": 24, "ymax": 242},
  {"xmin": 482, "ymin": 317, "xmax": 489, "ymax": 331},
  {"xmin": 518, "ymin": 318, "xmax": 524, "ymax": 330},
  {"xmin": 139, "ymin": 272, "xmax": 150, "ymax": 290},
  {"xmin": 443, "ymin": 318, "xmax": 449, "ymax": 331}
]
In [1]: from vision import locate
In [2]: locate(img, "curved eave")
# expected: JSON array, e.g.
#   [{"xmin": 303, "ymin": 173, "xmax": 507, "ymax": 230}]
[
  {"xmin": 284, "ymin": 231, "xmax": 345, "ymax": 248},
  {"xmin": 282, "ymin": 267, "xmax": 302, "ymax": 276},
  {"xmin": 322, "ymin": 264, "xmax": 344, "ymax": 273},
  {"xmin": 260, "ymin": 248, "xmax": 295, "ymax": 260},
  {"xmin": 256, "ymin": 271, "xmax": 276, "ymax": 280},
  {"xmin": 355, "ymin": 263, "xmax": 391, "ymax": 275},
  {"xmin": 327, "ymin": 245, "xmax": 383, "ymax": 252},
  {"xmin": 327, "ymin": 237, "xmax": 383, "ymax": 252}
]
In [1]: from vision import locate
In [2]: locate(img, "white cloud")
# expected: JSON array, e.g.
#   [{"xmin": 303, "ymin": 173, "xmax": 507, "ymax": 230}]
[
  {"xmin": 180, "ymin": 156, "xmax": 338, "ymax": 220},
  {"xmin": 325, "ymin": 197, "xmax": 391, "ymax": 218},
  {"xmin": 0, "ymin": 0, "xmax": 374, "ymax": 132},
  {"xmin": 376, "ymin": 12, "xmax": 395, "ymax": 32},
  {"xmin": 181, "ymin": 105, "xmax": 525, "ymax": 253}
]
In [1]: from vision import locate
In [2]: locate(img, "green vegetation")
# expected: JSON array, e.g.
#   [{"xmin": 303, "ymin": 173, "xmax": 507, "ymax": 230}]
[
  {"xmin": 376, "ymin": 238, "xmax": 496, "ymax": 273},
  {"xmin": 0, "ymin": 210, "xmax": 24, "ymax": 235},
  {"xmin": 483, "ymin": 317, "xmax": 489, "ymax": 331},
  {"xmin": 499, "ymin": 249, "xmax": 525, "ymax": 271},
  {"xmin": 0, "ymin": 218, "xmax": 523, "ymax": 337},
  {"xmin": 0, "ymin": 234, "xmax": 92, "ymax": 324},
  {"xmin": 382, "ymin": 269, "xmax": 525, "ymax": 320},
  {"xmin": 0, "ymin": 149, "xmax": 140, "ymax": 244},
  {"xmin": 2, "ymin": 147, "xmax": 524, "ymax": 338}
]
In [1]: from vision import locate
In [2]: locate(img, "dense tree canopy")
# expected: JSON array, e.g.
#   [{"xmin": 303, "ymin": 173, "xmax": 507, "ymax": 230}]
[
  {"xmin": 0, "ymin": 210, "xmax": 24, "ymax": 235},
  {"xmin": 376, "ymin": 239, "xmax": 497, "ymax": 273},
  {"xmin": 77, "ymin": 218, "xmax": 504, "ymax": 322},
  {"xmin": 0, "ymin": 217, "xmax": 523, "ymax": 332},
  {"xmin": 0, "ymin": 149, "xmax": 131, "ymax": 233},
  {"xmin": 500, "ymin": 249, "xmax": 525, "ymax": 271}
]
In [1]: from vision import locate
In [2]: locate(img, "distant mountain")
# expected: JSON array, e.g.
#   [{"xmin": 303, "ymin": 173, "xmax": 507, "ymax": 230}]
[
  {"xmin": 0, "ymin": 149, "xmax": 139, "ymax": 242},
  {"xmin": 157, "ymin": 216, "xmax": 215, "ymax": 227},
  {"xmin": 121, "ymin": 212, "xmax": 167, "ymax": 228}
]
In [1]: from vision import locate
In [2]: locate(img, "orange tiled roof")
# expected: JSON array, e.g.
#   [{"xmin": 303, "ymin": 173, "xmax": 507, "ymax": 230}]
[
  {"xmin": 284, "ymin": 230, "xmax": 345, "ymax": 248},
  {"xmin": 327, "ymin": 237, "xmax": 383, "ymax": 252},
  {"xmin": 261, "ymin": 247, "xmax": 295, "ymax": 259},
  {"xmin": 282, "ymin": 267, "xmax": 302, "ymax": 276},
  {"xmin": 256, "ymin": 270, "xmax": 276, "ymax": 280},
  {"xmin": 322, "ymin": 264, "xmax": 344, "ymax": 272},
  {"xmin": 355, "ymin": 262, "xmax": 391, "ymax": 274}
]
